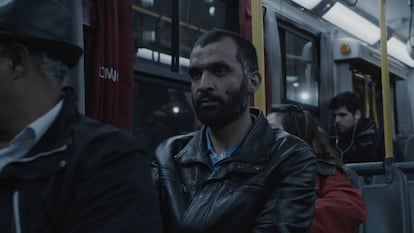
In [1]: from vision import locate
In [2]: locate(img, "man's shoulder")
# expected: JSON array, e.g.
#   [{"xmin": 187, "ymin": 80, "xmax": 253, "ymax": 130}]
[
  {"xmin": 74, "ymin": 116, "xmax": 131, "ymax": 137},
  {"xmin": 357, "ymin": 118, "xmax": 379, "ymax": 133},
  {"xmin": 156, "ymin": 131, "xmax": 199, "ymax": 153},
  {"xmin": 70, "ymin": 116, "xmax": 143, "ymax": 152},
  {"xmin": 271, "ymin": 128, "xmax": 311, "ymax": 148},
  {"xmin": 269, "ymin": 128, "xmax": 315, "ymax": 159},
  {"xmin": 152, "ymin": 131, "xmax": 201, "ymax": 168},
  {"xmin": 356, "ymin": 119, "xmax": 383, "ymax": 142}
]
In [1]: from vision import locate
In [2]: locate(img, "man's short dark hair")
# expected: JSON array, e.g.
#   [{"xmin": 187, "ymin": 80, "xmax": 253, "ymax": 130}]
[
  {"xmin": 192, "ymin": 29, "xmax": 258, "ymax": 78},
  {"xmin": 329, "ymin": 91, "xmax": 362, "ymax": 114}
]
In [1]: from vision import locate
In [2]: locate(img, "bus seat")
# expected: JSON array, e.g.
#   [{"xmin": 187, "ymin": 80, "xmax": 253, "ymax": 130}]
[
  {"xmin": 361, "ymin": 168, "xmax": 410, "ymax": 233},
  {"xmin": 408, "ymin": 180, "xmax": 414, "ymax": 233},
  {"xmin": 343, "ymin": 165, "xmax": 364, "ymax": 190},
  {"xmin": 404, "ymin": 135, "xmax": 414, "ymax": 162},
  {"xmin": 394, "ymin": 135, "xmax": 409, "ymax": 162}
]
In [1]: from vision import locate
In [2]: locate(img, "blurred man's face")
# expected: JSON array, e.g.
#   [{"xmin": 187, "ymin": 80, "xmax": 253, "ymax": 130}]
[{"xmin": 332, "ymin": 106, "xmax": 358, "ymax": 134}]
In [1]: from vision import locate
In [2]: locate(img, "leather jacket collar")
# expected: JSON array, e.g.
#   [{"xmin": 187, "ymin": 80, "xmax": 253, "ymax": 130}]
[{"xmin": 175, "ymin": 108, "xmax": 276, "ymax": 169}]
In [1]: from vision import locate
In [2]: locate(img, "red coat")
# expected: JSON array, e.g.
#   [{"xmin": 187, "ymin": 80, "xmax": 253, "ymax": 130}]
[{"xmin": 310, "ymin": 162, "xmax": 367, "ymax": 233}]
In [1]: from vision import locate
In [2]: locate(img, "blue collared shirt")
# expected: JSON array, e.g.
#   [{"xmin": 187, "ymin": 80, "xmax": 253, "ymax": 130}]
[
  {"xmin": 0, "ymin": 100, "xmax": 63, "ymax": 171},
  {"xmin": 206, "ymin": 130, "xmax": 242, "ymax": 167}
]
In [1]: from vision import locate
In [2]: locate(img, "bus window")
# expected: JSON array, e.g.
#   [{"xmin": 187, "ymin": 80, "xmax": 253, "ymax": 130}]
[
  {"xmin": 133, "ymin": 0, "xmax": 173, "ymax": 70},
  {"xmin": 351, "ymin": 68, "xmax": 386, "ymax": 131},
  {"xmin": 132, "ymin": 77, "xmax": 200, "ymax": 156},
  {"xmin": 278, "ymin": 24, "xmax": 320, "ymax": 110},
  {"xmin": 178, "ymin": 0, "xmax": 237, "ymax": 74},
  {"xmin": 133, "ymin": 0, "xmax": 238, "ymax": 74}
]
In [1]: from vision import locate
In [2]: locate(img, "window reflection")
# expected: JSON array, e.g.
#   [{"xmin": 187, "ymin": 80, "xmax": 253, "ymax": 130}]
[
  {"xmin": 178, "ymin": 0, "xmax": 228, "ymax": 73},
  {"xmin": 133, "ymin": 0, "xmax": 235, "ymax": 72},
  {"xmin": 133, "ymin": 0, "xmax": 173, "ymax": 69},
  {"xmin": 279, "ymin": 27, "xmax": 319, "ymax": 108},
  {"xmin": 133, "ymin": 79, "xmax": 200, "ymax": 155}
]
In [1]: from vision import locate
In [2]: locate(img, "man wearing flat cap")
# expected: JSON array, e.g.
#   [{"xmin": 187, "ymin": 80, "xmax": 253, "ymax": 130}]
[{"xmin": 0, "ymin": 0, "xmax": 163, "ymax": 232}]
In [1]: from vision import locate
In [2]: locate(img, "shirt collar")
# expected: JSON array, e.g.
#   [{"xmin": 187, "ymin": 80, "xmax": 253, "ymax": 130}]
[
  {"xmin": 0, "ymin": 100, "xmax": 63, "ymax": 161},
  {"xmin": 205, "ymin": 129, "xmax": 242, "ymax": 155},
  {"xmin": 28, "ymin": 100, "xmax": 63, "ymax": 145},
  {"xmin": 206, "ymin": 129, "xmax": 214, "ymax": 152},
  {"xmin": 205, "ymin": 112, "xmax": 257, "ymax": 154}
]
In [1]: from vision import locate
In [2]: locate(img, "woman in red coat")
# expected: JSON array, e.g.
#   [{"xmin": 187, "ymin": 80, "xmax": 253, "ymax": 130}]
[{"xmin": 267, "ymin": 104, "xmax": 367, "ymax": 233}]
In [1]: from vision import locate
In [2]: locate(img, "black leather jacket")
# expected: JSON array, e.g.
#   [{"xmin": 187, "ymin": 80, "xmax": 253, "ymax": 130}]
[
  {"xmin": 153, "ymin": 108, "xmax": 317, "ymax": 233},
  {"xmin": 330, "ymin": 118, "xmax": 384, "ymax": 163}
]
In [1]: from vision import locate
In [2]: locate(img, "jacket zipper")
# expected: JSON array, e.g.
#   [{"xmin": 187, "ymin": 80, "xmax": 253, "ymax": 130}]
[
  {"xmin": 13, "ymin": 191, "xmax": 21, "ymax": 233},
  {"xmin": 14, "ymin": 145, "xmax": 68, "ymax": 164},
  {"xmin": 6, "ymin": 145, "xmax": 68, "ymax": 233}
]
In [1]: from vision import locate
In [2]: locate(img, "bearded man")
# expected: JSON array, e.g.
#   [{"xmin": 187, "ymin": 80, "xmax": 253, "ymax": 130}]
[
  {"xmin": 152, "ymin": 29, "xmax": 317, "ymax": 233},
  {"xmin": 153, "ymin": 30, "xmax": 316, "ymax": 233}
]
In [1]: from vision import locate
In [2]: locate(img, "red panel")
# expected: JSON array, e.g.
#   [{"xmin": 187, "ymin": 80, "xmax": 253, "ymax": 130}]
[{"xmin": 85, "ymin": 0, "xmax": 134, "ymax": 131}]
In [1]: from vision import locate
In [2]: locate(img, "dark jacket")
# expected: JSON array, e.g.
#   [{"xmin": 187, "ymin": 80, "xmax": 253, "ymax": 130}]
[
  {"xmin": 0, "ymin": 90, "xmax": 163, "ymax": 233},
  {"xmin": 330, "ymin": 118, "xmax": 384, "ymax": 163},
  {"xmin": 310, "ymin": 160, "xmax": 366, "ymax": 233},
  {"xmin": 153, "ymin": 108, "xmax": 317, "ymax": 233}
]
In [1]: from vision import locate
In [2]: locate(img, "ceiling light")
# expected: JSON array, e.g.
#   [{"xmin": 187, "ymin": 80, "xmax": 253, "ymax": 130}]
[
  {"xmin": 136, "ymin": 48, "xmax": 190, "ymax": 67},
  {"xmin": 291, "ymin": 0, "xmax": 322, "ymax": 10},
  {"xmin": 387, "ymin": 37, "xmax": 414, "ymax": 67},
  {"xmin": 322, "ymin": 2, "xmax": 380, "ymax": 45},
  {"xmin": 209, "ymin": 6, "xmax": 215, "ymax": 16},
  {"xmin": 406, "ymin": 37, "xmax": 414, "ymax": 60},
  {"xmin": 300, "ymin": 92, "xmax": 310, "ymax": 100},
  {"xmin": 140, "ymin": 0, "xmax": 154, "ymax": 7}
]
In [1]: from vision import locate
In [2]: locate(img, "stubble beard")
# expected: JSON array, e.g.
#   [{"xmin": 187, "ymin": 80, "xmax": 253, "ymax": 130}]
[{"xmin": 193, "ymin": 79, "xmax": 249, "ymax": 129}]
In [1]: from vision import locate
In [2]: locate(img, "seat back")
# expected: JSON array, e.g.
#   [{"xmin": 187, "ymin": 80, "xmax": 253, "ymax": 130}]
[
  {"xmin": 394, "ymin": 135, "xmax": 409, "ymax": 162},
  {"xmin": 343, "ymin": 166, "xmax": 364, "ymax": 190},
  {"xmin": 404, "ymin": 135, "xmax": 414, "ymax": 162},
  {"xmin": 408, "ymin": 180, "xmax": 414, "ymax": 233},
  {"xmin": 361, "ymin": 168, "xmax": 410, "ymax": 233},
  {"xmin": 342, "ymin": 166, "xmax": 365, "ymax": 233}
]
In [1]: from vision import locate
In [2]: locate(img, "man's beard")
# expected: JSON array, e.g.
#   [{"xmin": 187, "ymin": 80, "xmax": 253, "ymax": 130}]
[{"xmin": 192, "ymin": 79, "xmax": 249, "ymax": 129}]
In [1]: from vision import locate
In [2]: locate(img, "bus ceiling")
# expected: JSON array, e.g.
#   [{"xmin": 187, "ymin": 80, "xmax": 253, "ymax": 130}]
[{"xmin": 333, "ymin": 37, "xmax": 408, "ymax": 80}]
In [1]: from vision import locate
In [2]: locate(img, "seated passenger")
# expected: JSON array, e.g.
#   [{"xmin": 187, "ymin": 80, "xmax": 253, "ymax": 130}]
[
  {"xmin": 153, "ymin": 29, "xmax": 317, "ymax": 233},
  {"xmin": 0, "ymin": 1, "xmax": 162, "ymax": 232},
  {"xmin": 267, "ymin": 104, "xmax": 367, "ymax": 233},
  {"xmin": 329, "ymin": 91, "xmax": 384, "ymax": 163}
]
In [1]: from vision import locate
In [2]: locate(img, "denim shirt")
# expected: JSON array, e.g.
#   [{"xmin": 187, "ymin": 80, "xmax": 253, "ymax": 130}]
[{"xmin": 206, "ymin": 130, "xmax": 242, "ymax": 166}]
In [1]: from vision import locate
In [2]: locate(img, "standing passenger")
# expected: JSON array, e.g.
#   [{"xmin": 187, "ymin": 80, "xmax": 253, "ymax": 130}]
[
  {"xmin": 329, "ymin": 91, "xmax": 384, "ymax": 163},
  {"xmin": 0, "ymin": 1, "xmax": 162, "ymax": 232},
  {"xmin": 153, "ymin": 29, "xmax": 317, "ymax": 233},
  {"xmin": 267, "ymin": 104, "xmax": 367, "ymax": 233}
]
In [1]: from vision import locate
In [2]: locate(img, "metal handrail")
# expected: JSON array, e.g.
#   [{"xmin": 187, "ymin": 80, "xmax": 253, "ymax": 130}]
[
  {"xmin": 251, "ymin": 0, "xmax": 266, "ymax": 112},
  {"xmin": 345, "ymin": 161, "xmax": 414, "ymax": 175},
  {"xmin": 378, "ymin": 0, "xmax": 394, "ymax": 158}
]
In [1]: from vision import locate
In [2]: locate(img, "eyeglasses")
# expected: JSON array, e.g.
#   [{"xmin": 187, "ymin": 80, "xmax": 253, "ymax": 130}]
[{"xmin": 268, "ymin": 104, "xmax": 304, "ymax": 114}]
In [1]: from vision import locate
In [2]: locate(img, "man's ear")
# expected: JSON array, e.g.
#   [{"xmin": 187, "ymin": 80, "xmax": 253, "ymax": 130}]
[
  {"xmin": 6, "ymin": 43, "xmax": 29, "ymax": 79},
  {"xmin": 355, "ymin": 110, "xmax": 362, "ymax": 120},
  {"xmin": 247, "ymin": 71, "xmax": 261, "ymax": 94}
]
